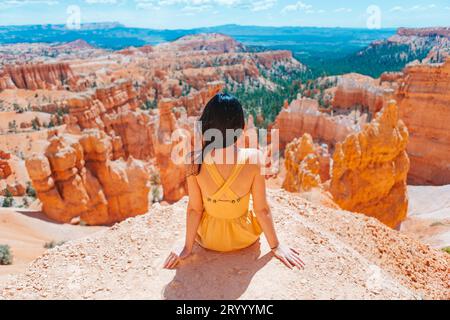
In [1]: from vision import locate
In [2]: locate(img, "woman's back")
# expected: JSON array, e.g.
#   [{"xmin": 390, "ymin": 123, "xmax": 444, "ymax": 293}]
[
  {"xmin": 194, "ymin": 148, "xmax": 262, "ymax": 252},
  {"xmin": 195, "ymin": 148, "xmax": 258, "ymax": 203}
]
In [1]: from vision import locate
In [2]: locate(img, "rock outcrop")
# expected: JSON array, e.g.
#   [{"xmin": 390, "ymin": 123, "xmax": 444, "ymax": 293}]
[
  {"xmin": 66, "ymin": 79, "xmax": 139, "ymax": 132},
  {"xmin": 283, "ymin": 133, "xmax": 330, "ymax": 192},
  {"xmin": 395, "ymin": 59, "xmax": 450, "ymax": 185},
  {"xmin": 396, "ymin": 27, "xmax": 450, "ymax": 38},
  {"xmin": 330, "ymin": 101, "xmax": 410, "ymax": 228},
  {"xmin": 157, "ymin": 33, "xmax": 246, "ymax": 53},
  {"xmin": 1, "ymin": 189, "xmax": 448, "ymax": 300},
  {"xmin": 328, "ymin": 59, "xmax": 450, "ymax": 185},
  {"xmin": 25, "ymin": 130, "xmax": 151, "ymax": 225},
  {"xmin": 332, "ymin": 73, "xmax": 395, "ymax": 113},
  {"xmin": 152, "ymin": 99, "xmax": 188, "ymax": 202},
  {"xmin": 273, "ymin": 95, "xmax": 367, "ymax": 150},
  {"xmin": 0, "ymin": 150, "xmax": 12, "ymax": 179},
  {"xmin": 0, "ymin": 63, "xmax": 81, "ymax": 91}
]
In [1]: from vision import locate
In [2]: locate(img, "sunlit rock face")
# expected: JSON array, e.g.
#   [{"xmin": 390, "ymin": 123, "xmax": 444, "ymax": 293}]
[
  {"xmin": 330, "ymin": 101, "xmax": 410, "ymax": 229},
  {"xmin": 332, "ymin": 73, "xmax": 395, "ymax": 113},
  {"xmin": 25, "ymin": 130, "xmax": 151, "ymax": 225},
  {"xmin": 0, "ymin": 150, "xmax": 12, "ymax": 179},
  {"xmin": 0, "ymin": 63, "xmax": 82, "ymax": 91},
  {"xmin": 282, "ymin": 133, "xmax": 330, "ymax": 193},
  {"xmin": 328, "ymin": 58, "xmax": 450, "ymax": 185},
  {"xmin": 272, "ymin": 95, "xmax": 366, "ymax": 150},
  {"xmin": 395, "ymin": 60, "xmax": 450, "ymax": 185}
]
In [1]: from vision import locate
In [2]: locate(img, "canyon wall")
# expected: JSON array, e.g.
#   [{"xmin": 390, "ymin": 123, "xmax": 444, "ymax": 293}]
[
  {"xmin": 330, "ymin": 101, "xmax": 410, "ymax": 228},
  {"xmin": 0, "ymin": 63, "xmax": 81, "ymax": 91},
  {"xmin": 395, "ymin": 60, "xmax": 450, "ymax": 185},
  {"xmin": 25, "ymin": 130, "xmax": 151, "ymax": 225}
]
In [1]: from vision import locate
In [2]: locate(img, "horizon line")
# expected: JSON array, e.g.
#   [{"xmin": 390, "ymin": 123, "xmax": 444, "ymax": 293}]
[{"xmin": 0, "ymin": 21, "xmax": 419, "ymax": 31}]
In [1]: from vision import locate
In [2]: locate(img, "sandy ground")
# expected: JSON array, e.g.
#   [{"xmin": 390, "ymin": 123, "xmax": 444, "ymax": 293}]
[
  {"xmin": 401, "ymin": 185, "xmax": 450, "ymax": 249},
  {"xmin": 0, "ymin": 189, "xmax": 448, "ymax": 300},
  {"xmin": 0, "ymin": 208, "xmax": 105, "ymax": 284},
  {"xmin": 0, "ymin": 89, "xmax": 76, "ymax": 112},
  {"xmin": 0, "ymin": 126, "xmax": 65, "ymax": 158}
]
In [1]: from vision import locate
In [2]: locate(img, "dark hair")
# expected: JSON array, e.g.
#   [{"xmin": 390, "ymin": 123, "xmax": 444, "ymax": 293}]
[{"xmin": 187, "ymin": 92, "xmax": 245, "ymax": 176}]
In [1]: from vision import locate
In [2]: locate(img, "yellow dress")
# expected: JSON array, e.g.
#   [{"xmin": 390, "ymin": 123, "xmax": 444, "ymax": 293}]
[{"xmin": 196, "ymin": 150, "xmax": 262, "ymax": 252}]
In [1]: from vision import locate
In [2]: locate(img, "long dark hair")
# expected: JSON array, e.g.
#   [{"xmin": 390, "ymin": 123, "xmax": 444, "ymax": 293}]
[{"xmin": 188, "ymin": 92, "xmax": 245, "ymax": 176}]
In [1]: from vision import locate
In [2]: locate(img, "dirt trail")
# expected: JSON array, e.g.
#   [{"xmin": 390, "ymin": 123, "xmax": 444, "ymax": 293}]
[
  {"xmin": 0, "ymin": 208, "xmax": 104, "ymax": 282},
  {"xmin": 1, "ymin": 189, "xmax": 448, "ymax": 300}
]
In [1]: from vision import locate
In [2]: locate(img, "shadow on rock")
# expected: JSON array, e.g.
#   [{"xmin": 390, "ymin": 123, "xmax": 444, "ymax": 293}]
[{"xmin": 163, "ymin": 241, "xmax": 272, "ymax": 299}]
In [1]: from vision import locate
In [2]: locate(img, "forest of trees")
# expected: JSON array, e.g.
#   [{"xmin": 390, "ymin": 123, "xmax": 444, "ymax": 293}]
[{"xmin": 302, "ymin": 42, "xmax": 431, "ymax": 78}]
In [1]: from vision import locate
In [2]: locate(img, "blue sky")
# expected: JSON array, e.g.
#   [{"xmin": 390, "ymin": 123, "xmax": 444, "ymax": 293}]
[{"xmin": 0, "ymin": 0, "xmax": 449, "ymax": 29}]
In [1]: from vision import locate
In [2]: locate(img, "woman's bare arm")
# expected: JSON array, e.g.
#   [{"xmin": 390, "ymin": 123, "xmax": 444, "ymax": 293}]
[
  {"xmin": 184, "ymin": 175, "xmax": 204, "ymax": 251},
  {"xmin": 252, "ymin": 163, "xmax": 305, "ymax": 269},
  {"xmin": 164, "ymin": 175, "xmax": 203, "ymax": 269},
  {"xmin": 251, "ymin": 166, "xmax": 280, "ymax": 249}
]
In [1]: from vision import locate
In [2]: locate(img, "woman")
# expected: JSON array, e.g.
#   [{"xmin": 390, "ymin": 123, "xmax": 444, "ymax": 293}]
[{"xmin": 164, "ymin": 93, "xmax": 304, "ymax": 270}]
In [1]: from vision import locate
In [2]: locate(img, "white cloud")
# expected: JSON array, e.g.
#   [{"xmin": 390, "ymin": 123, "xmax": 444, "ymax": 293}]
[
  {"xmin": 85, "ymin": 0, "xmax": 117, "ymax": 4},
  {"xmin": 84, "ymin": 0, "xmax": 118, "ymax": 4},
  {"xmin": 389, "ymin": 6, "xmax": 403, "ymax": 12},
  {"xmin": 135, "ymin": 0, "xmax": 276, "ymax": 12},
  {"xmin": 135, "ymin": 0, "xmax": 161, "ymax": 10},
  {"xmin": 0, "ymin": 0, "xmax": 59, "ymax": 6},
  {"xmin": 181, "ymin": 4, "xmax": 211, "ymax": 12},
  {"xmin": 389, "ymin": 4, "xmax": 438, "ymax": 12},
  {"xmin": 250, "ymin": 0, "xmax": 276, "ymax": 12},
  {"xmin": 334, "ymin": 7, "xmax": 352, "ymax": 13},
  {"xmin": 281, "ymin": 1, "xmax": 312, "ymax": 13}
]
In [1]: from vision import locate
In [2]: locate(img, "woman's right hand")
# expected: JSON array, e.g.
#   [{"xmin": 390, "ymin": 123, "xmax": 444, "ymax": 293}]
[
  {"xmin": 163, "ymin": 246, "xmax": 192, "ymax": 269},
  {"xmin": 272, "ymin": 243, "xmax": 305, "ymax": 269}
]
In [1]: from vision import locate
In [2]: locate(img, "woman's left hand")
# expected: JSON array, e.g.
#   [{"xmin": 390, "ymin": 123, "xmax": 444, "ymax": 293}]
[{"xmin": 163, "ymin": 246, "xmax": 192, "ymax": 269}]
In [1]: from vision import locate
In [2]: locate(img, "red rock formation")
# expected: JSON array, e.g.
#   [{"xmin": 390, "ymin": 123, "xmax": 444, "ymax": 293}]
[
  {"xmin": 152, "ymin": 99, "xmax": 188, "ymax": 202},
  {"xmin": 167, "ymin": 81, "xmax": 223, "ymax": 116},
  {"xmin": 66, "ymin": 80, "xmax": 139, "ymax": 130},
  {"xmin": 397, "ymin": 27, "xmax": 450, "ymax": 38},
  {"xmin": 53, "ymin": 39, "xmax": 94, "ymax": 51},
  {"xmin": 0, "ymin": 63, "xmax": 81, "ymax": 91},
  {"xmin": 157, "ymin": 33, "xmax": 246, "ymax": 53},
  {"xmin": 0, "ymin": 151, "xmax": 12, "ymax": 179},
  {"xmin": 255, "ymin": 51, "xmax": 294, "ymax": 68},
  {"xmin": 0, "ymin": 151, "xmax": 26, "ymax": 196},
  {"xmin": 329, "ymin": 60, "xmax": 450, "ymax": 185},
  {"xmin": 273, "ymin": 95, "xmax": 367, "ymax": 150},
  {"xmin": 332, "ymin": 73, "xmax": 395, "ymax": 113},
  {"xmin": 330, "ymin": 101, "xmax": 409, "ymax": 228},
  {"xmin": 395, "ymin": 59, "xmax": 450, "ymax": 185},
  {"xmin": 25, "ymin": 130, "xmax": 151, "ymax": 225},
  {"xmin": 283, "ymin": 133, "xmax": 330, "ymax": 192}
]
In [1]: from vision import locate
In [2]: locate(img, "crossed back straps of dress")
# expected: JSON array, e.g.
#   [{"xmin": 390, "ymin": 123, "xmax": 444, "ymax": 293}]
[{"xmin": 203, "ymin": 151, "xmax": 248, "ymax": 203}]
